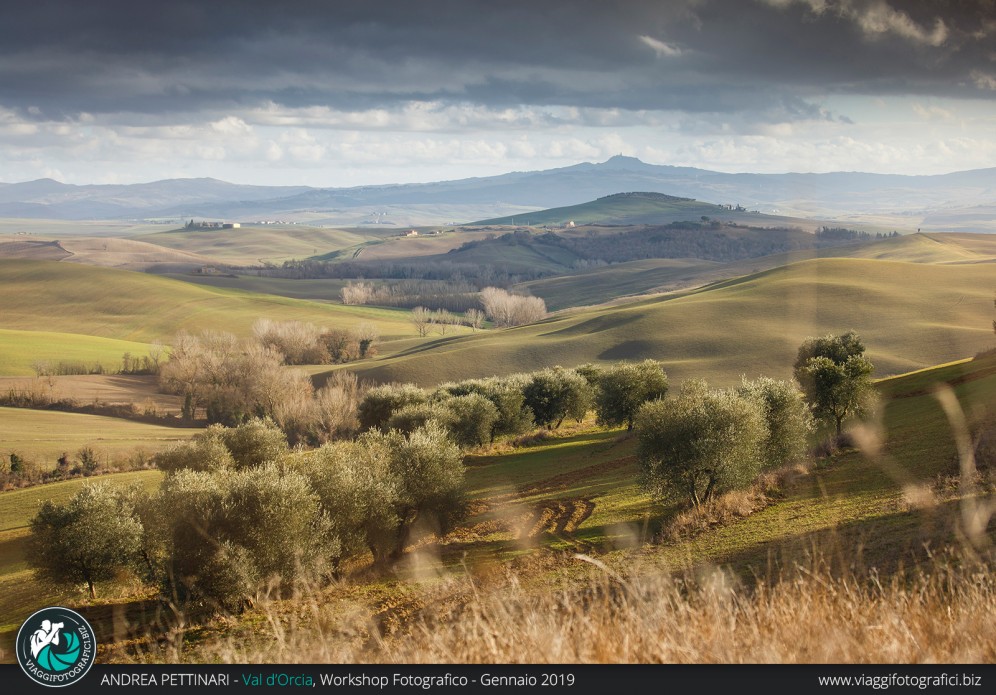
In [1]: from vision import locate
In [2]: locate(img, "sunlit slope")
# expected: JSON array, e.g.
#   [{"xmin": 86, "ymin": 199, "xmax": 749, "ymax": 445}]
[
  {"xmin": 520, "ymin": 258, "xmax": 722, "ymax": 310},
  {"xmin": 840, "ymin": 232, "xmax": 996, "ymax": 263},
  {"xmin": 138, "ymin": 225, "xmax": 389, "ymax": 264},
  {"xmin": 0, "ymin": 329, "xmax": 157, "ymax": 376},
  {"xmin": 348, "ymin": 257, "xmax": 996, "ymax": 387},
  {"xmin": 57, "ymin": 237, "xmax": 215, "ymax": 269},
  {"xmin": 0, "ymin": 260, "xmax": 415, "ymax": 344},
  {"xmin": 520, "ymin": 232, "xmax": 996, "ymax": 311},
  {"xmin": 0, "ymin": 408, "xmax": 196, "ymax": 464},
  {"xmin": 157, "ymin": 273, "xmax": 352, "ymax": 303}
]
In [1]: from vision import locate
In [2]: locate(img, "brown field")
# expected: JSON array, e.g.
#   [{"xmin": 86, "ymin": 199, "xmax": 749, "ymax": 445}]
[
  {"xmin": 0, "ymin": 374, "xmax": 182, "ymax": 413},
  {"xmin": 0, "ymin": 235, "xmax": 217, "ymax": 271},
  {"xmin": 0, "ymin": 238, "xmax": 71, "ymax": 261}
]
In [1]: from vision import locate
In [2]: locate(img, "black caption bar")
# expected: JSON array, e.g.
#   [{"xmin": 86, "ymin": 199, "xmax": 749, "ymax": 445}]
[{"xmin": 2, "ymin": 663, "xmax": 992, "ymax": 695}]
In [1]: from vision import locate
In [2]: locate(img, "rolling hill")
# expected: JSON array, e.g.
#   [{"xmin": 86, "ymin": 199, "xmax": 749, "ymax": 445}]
[
  {"xmin": 0, "ymin": 408, "xmax": 196, "ymax": 464},
  {"xmin": 137, "ymin": 224, "xmax": 395, "ymax": 265},
  {"xmin": 2, "ymin": 349, "xmax": 992, "ymax": 661},
  {"xmin": 519, "ymin": 232, "xmax": 996, "ymax": 310},
  {"xmin": 473, "ymin": 191, "xmax": 732, "ymax": 226},
  {"xmin": 0, "ymin": 260, "xmax": 424, "ymax": 374},
  {"xmin": 339, "ymin": 256, "xmax": 996, "ymax": 387},
  {"xmin": 0, "ymin": 236, "xmax": 216, "ymax": 271}
]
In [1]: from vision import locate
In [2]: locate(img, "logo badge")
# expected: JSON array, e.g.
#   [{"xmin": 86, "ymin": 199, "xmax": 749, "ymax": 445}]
[{"xmin": 16, "ymin": 607, "xmax": 96, "ymax": 687}]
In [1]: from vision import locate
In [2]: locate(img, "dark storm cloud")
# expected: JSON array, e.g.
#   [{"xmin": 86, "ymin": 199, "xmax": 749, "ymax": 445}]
[{"xmin": 1, "ymin": 0, "xmax": 994, "ymax": 120}]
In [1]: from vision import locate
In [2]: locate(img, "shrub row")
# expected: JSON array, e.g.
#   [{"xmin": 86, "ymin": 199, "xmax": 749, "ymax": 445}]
[{"xmin": 356, "ymin": 359, "xmax": 670, "ymax": 449}]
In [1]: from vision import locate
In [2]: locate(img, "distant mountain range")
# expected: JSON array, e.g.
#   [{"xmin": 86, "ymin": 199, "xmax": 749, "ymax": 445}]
[{"xmin": 1, "ymin": 156, "xmax": 994, "ymax": 225}]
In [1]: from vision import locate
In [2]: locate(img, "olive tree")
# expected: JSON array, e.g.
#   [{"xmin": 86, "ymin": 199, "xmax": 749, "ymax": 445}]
[
  {"xmin": 219, "ymin": 464, "xmax": 332, "ymax": 587},
  {"xmin": 636, "ymin": 384, "xmax": 767, "ymax": 507},
  {"xmin": 152, "ymin": 466, "xmax": 333, "ymax": 610},
  {"xmin": 737, "ymin": 377, "xmax": 814, "ymax": 468},
  {"xmin": 29, "ymin": 484, "xmax": 144, "ymax": 598},
  {"xmin": 387, "ymin": 395, "xmax": 500, "ymax": 450},
  {"xmin": 793, "ymin": 332, "xmax": 875, "ymax": 437},
  {"xmin": 153, "ymin": 419, "xmax": 289, "ymax": 474},
  {"xmin": 440, "ymin": 393, "xmax": 500, "ymax": 449},
  {"xmin": 387, "ymin": 402, "xmax": 454, "ymax": 436},
  {"xmin": 437, "ymin": 375, "xmax": 533, "ymax": 441},
  {"xmin": 380, "ymin": 423, "xmax": 465, "ymax": 558},
  {"xmin": 522, "ymin": 367, "xmax": 593, "ymax": 429},
  {"xmin": 288, "ymin": 440, "xmax": 399, "ymax": 565},
  {"xmin": 151, "ymin": 470, "xmax": 239, "ymax": 609},
  {"xmin": 219, "ymin": 417, "xmax": 289, "ymax": 469},
  {"xmin": 357, "ymin": 383, "xmax": 428, "ymax": 431},
  {"xmin": 595, "ymin": 360, "xmax": 669, "ymax": 430},
  {"xmin": 292, "ymin": 425, "xmax": 465, "ymax": 563},
  {"xmin": 154, "ymin": 428, "xmax": 235, "ymax": 474}
]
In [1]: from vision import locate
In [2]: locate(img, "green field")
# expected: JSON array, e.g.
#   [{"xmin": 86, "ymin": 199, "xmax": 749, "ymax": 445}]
[
  {"xmin": 0, "ymin": 329, "xmax": 157, "ymax": 376},
  {"xmin": 0, "ymin": 471, "xmax": 163, "ymax": 534},
  {"xmin": 0, "ymin": 407, "xmax": 198, "ymax": 464},
  {"xmin": 342, "ymin": 256, "xmax": 996, "ymax": 387},
  {"xmin": 0, "ymin": 219, "xmax": 170, "ymax": 239},
  {"xmin": 0, "ymin": 259, "xmax": 422, "ymax": 348}
]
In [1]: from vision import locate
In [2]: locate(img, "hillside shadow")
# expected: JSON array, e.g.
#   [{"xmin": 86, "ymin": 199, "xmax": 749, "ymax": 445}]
[
  {"xmin": 693, "ymin": 497, "xmax": 993, "ymax": 586},
  {"xmin": 540, "ymin": 312, "xmax": 639, "ymax": 338},
  {"xmin": 597, "ymin": 340, "xmax": 659, "ymax": 360}
]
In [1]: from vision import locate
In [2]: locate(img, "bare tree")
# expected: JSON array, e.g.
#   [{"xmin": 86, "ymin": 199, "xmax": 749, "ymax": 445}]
[
  {"xmin": 253, "ymin": 319, "xmax": 327, "ymax": 364},
  {"xmin": 479, "ymin": 287, "xmax": 546, "ymax": 327},
  {"xmin": 313, "ymin": 371, "xmax": 363, "ymax": 442},
  {"xmin": 411, "ymin": 307, "xmax": 431, "ymax": 337},
  {"xmin": 433, "ymin": 309, "xmax": 453, "ymax": 335},
  {"xmin": 465, "ymin": 308, "xmax": 485, "ymax": 331},
  {"xmin": 340, "ymin": 281, "xmax": 374, "ymax": 305}
]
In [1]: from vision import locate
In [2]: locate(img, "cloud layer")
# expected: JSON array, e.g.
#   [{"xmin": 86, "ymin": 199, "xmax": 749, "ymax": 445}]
[{"xmin": 1, "ymin": 0, "xmax": 994, "ymax": 184}]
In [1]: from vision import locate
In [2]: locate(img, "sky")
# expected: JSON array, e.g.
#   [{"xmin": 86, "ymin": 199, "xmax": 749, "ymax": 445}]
[{"xmin": 1, "ymin": 0, "xmax": 995, "ymax": 186}]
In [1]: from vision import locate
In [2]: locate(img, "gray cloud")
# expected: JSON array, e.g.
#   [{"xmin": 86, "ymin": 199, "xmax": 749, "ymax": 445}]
[
  {"xmin": 1, "ymin": 0, "xmax": 994, "ymax": 184},
  {"xmin": 1, "ymin": 0, "xmax": 993, "ymax": 121}
]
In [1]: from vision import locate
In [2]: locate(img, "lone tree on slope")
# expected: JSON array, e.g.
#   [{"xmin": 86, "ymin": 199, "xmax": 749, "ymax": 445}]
[{"xmin": 793, "ymin": 331, "xmax": 875, "ymax": 437}]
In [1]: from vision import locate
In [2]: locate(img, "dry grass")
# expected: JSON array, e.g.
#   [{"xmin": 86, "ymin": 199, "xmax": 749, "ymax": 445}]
[{"xmin": 171, "ymin": 551, "xmax": 996, "ymax": 664}]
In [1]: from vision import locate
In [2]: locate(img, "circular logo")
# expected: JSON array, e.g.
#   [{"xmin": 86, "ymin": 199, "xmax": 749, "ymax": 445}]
[{"xmin": 16, "ymin": 607, "xmax": 96, "ymax": 687}]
